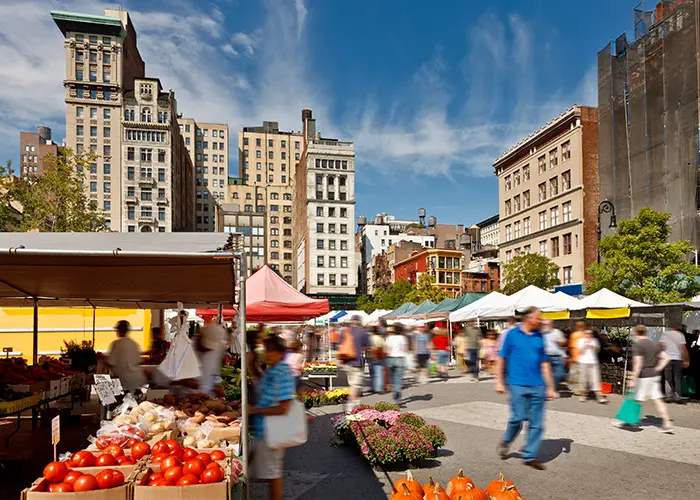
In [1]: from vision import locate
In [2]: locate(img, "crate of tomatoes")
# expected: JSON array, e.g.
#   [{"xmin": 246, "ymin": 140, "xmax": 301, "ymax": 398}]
[{"xmin": 21, "ymin": 461, "xmax": 133, "ymax": 500}]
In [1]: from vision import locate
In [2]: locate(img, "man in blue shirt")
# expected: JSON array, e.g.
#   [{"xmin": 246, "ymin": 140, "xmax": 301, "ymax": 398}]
[{"xmin": 495, "ymin": 306, "xmax": 555, "ymax": 470}]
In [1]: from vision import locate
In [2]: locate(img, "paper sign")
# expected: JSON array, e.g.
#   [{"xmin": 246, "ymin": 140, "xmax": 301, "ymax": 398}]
[
  {"xmin": 95, "ymin": 384, "xmax": 117, "ymax": 405},
  {"xmin": 52, "ymin": 415, "xmax": 60, "ymax": 445},
  {"xmin": 111, "ymin": 378, "xmax": 123, "ymax": 396},
  {"xmin": 93, "ymin": 374, "xmax": 111, "ymax": 384}
]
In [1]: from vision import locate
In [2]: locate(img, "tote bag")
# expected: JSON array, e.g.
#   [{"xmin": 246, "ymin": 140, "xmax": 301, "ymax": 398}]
[
  {"xmin": 615, "ymin": 390, "xmax": 641, "ymax": 425},
  {"xmin": 157, "ymin": 331, "xmax": 201, "ymax": 381},
  {"xmin": 264, "ymin": 399, "xmax": 308, "ymax": 449},
  {"xmin": 337, "ymin": 328, "xmax": 356, "ymax": 362}
]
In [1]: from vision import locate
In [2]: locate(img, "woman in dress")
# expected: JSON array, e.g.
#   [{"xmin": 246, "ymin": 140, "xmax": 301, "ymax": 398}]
[{"xmin": 481, "ymin": 330, "xmax": 499, "ymax": 375}]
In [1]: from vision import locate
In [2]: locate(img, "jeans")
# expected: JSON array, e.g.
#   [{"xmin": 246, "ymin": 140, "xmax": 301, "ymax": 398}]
[
  {"xmin": 503, "ymin": 385, "xmax": 546, "ymax": 461},
  {"xmin": 467, "ymin": 349, "xmax": 479, "ymax": 378},
  {"xmin": 549, "ymin": 356, "xmax": 566, "ymax": 387},
  {"xmin": 664, "ymin": 359, "xmax": 684, "ymax": 397},
  {"xmin": 372, "ymin": 359, "xmax": 385, "ymax": 393},
  {"xmin": 386, "ymin": 357, "xmax": 405, "ymax": 402}
]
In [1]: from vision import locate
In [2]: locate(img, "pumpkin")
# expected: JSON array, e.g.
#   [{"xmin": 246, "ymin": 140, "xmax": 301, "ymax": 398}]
[
  {"xmin": 428, "ymin": 484, "xmax": 450, "ymax": 500},
  {"xmin": 445, "ymin": 470, "xmax": 474, "ymax": 497},
  {"xmin": 452, "ymin": 484, "xmax": 488, "ymax": 500},
  {"xmin": 485, "ymin": 473, "xmax": 518, "ymax": 497},
  {"xmin": 423, "ymin": 477, "xmax": 446, "ymax": 497},
  {"xmin": 393, "ymin": 471, "xmax": 422, "ymax": 497},
  {"xmin": 487, "ymin": 484, "xmax": 525, "ymax": 500},
  {"xmin": 390, "ymin": 483, "xmax": 424, "ymax": 500}
]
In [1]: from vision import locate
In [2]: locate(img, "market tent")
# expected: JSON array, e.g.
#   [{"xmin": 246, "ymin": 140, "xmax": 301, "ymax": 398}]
[
  {"xmin": 364, "ymin": 309, "xmax": 392, "ymax": 325},
  {"xmin": 330, "ymin": 310, "xmax": 348, "ymax": 322},
  {"xmin": 405, "ymin": 300, "xmax": 437, "ymax": 319},
  {"xmin": 449, "ymin": 291, "xmax": 507, "ymax": 322},
  {"xmin": 198, "ymin": 265, "xmax": 329, "ymax": 322},
  {"xmin": 381, "ymin": 302, "xmax": 417, "ymax": 319},
  {"xmin": 337, "ymin": 310, "xmax": 371, "ymax": 324},
  {"xmin": 554, "ymin": 291, "xmax": 584, "ymax": 310},
  {"xmin": 474, "ymin": 285, "xmax": 572, "ymax": 320},
  {"xmin": 577, "ymin": 288, "xmax": 647, "ymax": 309}
]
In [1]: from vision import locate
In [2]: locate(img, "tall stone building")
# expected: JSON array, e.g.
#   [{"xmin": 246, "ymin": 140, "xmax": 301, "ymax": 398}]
[
  {"xmin": 18, "ymin": 127, "xmax": 61, "ymax": 178},
  {"xmin": 179, "ymin": 118, "xmax": 229, "ymax": 232},
  {"xmin": 293, "ymin": 109, "xmax": 357, "ymax": 295},
  {"xmin": 52, "ymin": 8, "xmax": 194, "ymax": 232},
  {"xmin": 495, "ymin": 105, "xmax": 599, "ymax": 289},
  {"xmin": 226, "ymin": 121, "xmax": 303, "ymax": 283}
]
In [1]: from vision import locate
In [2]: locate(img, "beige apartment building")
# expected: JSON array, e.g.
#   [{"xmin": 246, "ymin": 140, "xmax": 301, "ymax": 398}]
[
  {"xmin": 494, "ymin": 105, "xmax": 599, "ymax": 287},
  {"xmin": 179, "ymin": 118, "xmax": 229, "ymax": 231},
  {"xmin": 226, "ymin": 121, "xmax": 302, "ymax": 283},
  {"xmin": 52, "ymin": 8, "xmax": 194, "ymax": 232}
]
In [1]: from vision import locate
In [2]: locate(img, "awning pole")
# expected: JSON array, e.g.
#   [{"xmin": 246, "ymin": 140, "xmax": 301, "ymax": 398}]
[
  {"xmin": 448, "ymin": 320, "xmax": 453, "ymax": 362},
  {"xmin": 92, "ymin": 307, "xmax": 96, "ymax": 347},
  {"xmin": 237, "ymin": 252, "xmax": 249, "ymax": 499},
  {"xmin": 32, "ymin": 298, "xmax": 38, "ymax": 365}
]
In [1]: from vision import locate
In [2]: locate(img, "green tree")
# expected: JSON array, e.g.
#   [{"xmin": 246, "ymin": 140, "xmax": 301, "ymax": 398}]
[
  {"xmin": 405, "ymin": 273, "xmax": 447, "ymax": 304},
  {"xmin": 1, "ymin": 150, "xmax": 108, "ymax": 232},
  {"xmin": 586, "ymin": 207, "xmax": 700, "ymax": 303},
  {"xmin": 356, "ymin": 279, "xmax": 414, "ymax": 313},
  {"xmin": 501, "ymin": 252, "xmax": 560, "ymax": 295}
]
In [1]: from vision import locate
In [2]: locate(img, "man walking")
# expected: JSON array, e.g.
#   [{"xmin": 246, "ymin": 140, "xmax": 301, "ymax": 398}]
[
  {"xmin": 339, "ymin": 315, "xmax": 371, "ymax": 412},
  {"xmin": 661, "ymin": 327, "xmax": 690, "ymax": 402},
  {"xmin": 465, "ymin": 321, "xmax": 482, "ymax": 381},
  {"xmin": 542, "ymin": 319, "xmax": 567, "ymax": 391},
  {"xmin": 496, "ymin": 307, "xmax": 556, "ymax": 470},
  {"xmin": 568, "ymin": 321, "xmax": 587, "ymax": 388}
]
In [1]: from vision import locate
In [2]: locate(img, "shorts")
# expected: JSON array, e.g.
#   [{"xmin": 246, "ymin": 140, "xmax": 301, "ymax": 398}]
[
  {"xmin": 436, "ymin": 350, "xmax": 450, "ymax": 366},
  {"xmin": 251, "ymin": 438, "xmax": 285, "ymax": 480},
  {"xmin": 635, "ymin": 375, "xmax": 663, "ymax": 401},
  {"xmin": 346, "ymin": 365, "xmax": 364, "ymax": 389},
  {"xmin": 417, "ymin": 354, "xmax": 430, "ymax": 368}
]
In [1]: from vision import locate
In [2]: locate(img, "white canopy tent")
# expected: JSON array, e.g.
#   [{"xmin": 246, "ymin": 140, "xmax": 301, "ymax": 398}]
[
  {"xmin": 337, "ymin": 310, "xmax": 371, "ymax": 324},
  {"xmin": 451, "ymin": 286, "xmax": 574, "ymax": 321},
  {"xmin": 449, "ymin": 291, "xmax": 507, "ymax": 322},
  {"xmin": 364, "ymin": 309, "xmax": 392, "ymax": 326},
  {"xmin": 553, "ymin": 291, "xmax": 584, "ymax": 310},
  {"xmin": 576, "ymin": 288, "xmax": 648, "ymax": 309}
]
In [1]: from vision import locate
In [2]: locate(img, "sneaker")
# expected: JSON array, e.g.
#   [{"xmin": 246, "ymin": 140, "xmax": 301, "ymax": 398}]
[
  {"xmin": 497, "ymin": 441, "xmax": 509, "ymax": 460},
  {"xmin": 597, "ymin": 396, "xmax": 609, "ymax": 405},
  {"xmin": 524, "ymin": 459, "xmax": 546, "ymax": 471},
  {"xmin": 660, "ymin": 426, "xmax": 674, "ymax": 434},
  {"xmin": 611, "ymin": 420, "xmax": 626, "ymax": 429}
]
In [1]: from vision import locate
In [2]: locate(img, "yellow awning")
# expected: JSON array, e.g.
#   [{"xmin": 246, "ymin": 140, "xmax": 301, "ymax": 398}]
[
  {"xmin": 542, "ymin": 311, "xmax": 570, "ymax": 320},
  {"xmin": 587, "ymin": 307, "xmax": 631, "ymax": 319}
]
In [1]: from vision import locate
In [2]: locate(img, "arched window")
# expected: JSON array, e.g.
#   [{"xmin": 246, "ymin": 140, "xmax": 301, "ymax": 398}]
[
  {"xmin": 129, "ymin": 109, "xmax": 135, "ymax": 121},
  {"xmin": 158, "ymin": 112, "xmax": 163, "ymax": 123},
  {"xmin": 141, "ymin": 108, "xmax": 151, "ymax": 123}
]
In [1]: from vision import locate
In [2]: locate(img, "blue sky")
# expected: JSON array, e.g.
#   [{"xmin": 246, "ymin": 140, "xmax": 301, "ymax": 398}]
[{"xmin": 0, "ymin": 0, "xmax": 640, "ymax": 226}]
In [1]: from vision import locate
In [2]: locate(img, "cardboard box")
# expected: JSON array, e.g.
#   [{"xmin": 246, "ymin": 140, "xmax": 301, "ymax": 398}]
[
  {"xmin": 72, "ymin": 464, "xmax": 141, "ymax": 478},
  {"xmin": 133, "ymin": 467, "xmax": 233, "ymax": 500},
  {"xmin": 208, "ymin": 426, "xmax": 240, "ymax": 444},
  {"xmin": 9, "ymin": 381, "xmax": 49, "ymax": 395},
  {"xmin": 49, "ymin": 380, "xmax": 61, "ymax": 399},
  {"xmin": 59, "ymin": 377, "xmax": 71, "ymax": 395},
  {"xmin": 145, "ymin": 430, "xmax": 176, "ymax": 447},
  {"xmin": 22, "ymin": 480, "xmax": 129, "ymax": 500}
]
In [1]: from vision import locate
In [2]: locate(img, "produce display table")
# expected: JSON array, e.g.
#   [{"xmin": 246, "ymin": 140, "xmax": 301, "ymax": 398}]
[{"xmin": 303, "ymin": 374, "xmax": 337, "ymax": 390}]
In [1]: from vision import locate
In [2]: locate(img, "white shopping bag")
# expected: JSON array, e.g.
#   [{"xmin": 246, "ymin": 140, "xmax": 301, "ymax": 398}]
[
  {"xmin": 264, "ymin": 399, "xmax": 308, "ymax": 449},
  {"xmin": 157, "ymin": 330, "xmax": 201, "ymax": 381}
]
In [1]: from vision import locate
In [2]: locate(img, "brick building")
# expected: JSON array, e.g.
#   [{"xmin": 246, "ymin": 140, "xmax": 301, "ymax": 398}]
[
  {"xmin": 19, "ymin": 127, "xmax": 60, "ymax": 178},
  {"xmin": 462, "ymin": 258, "xmax": 500, "ymax": 294},
  {"xmin": 393, "ymin": 248, "xmax": 464, "ymax": 298}
]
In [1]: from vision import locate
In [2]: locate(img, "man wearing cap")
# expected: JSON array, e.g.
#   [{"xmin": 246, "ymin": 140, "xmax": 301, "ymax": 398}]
[{"xmin": 106, "ymin": 320, "xmax": 146, "ymax": 394}]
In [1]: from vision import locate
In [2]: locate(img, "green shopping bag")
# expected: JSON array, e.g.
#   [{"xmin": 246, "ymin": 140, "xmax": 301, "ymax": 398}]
[
  {"xmin": 615, "ymin": 390, "xmax": 641, "ymax": 425},
  {"xmin": 428, "ymin": 361, "xmax": 438, "ymax": 375},
  {"xmin": 681, "ymin": 375, "xmax": 696, "ymax": 396}
]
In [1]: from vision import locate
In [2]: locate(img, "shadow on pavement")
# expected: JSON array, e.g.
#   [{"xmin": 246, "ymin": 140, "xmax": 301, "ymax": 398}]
[{"xmin": 539, "ymin": 438, "xmax": 574, "ymax": 463}]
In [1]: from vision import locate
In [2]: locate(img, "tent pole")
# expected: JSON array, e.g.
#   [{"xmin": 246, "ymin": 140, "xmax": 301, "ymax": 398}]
[
  {"xmin": 622, "ymin": 325, "xmax": 631, "ymax": 391},
  {"xmin": 92, "ymin": 306, "xmax": 96, "ymax": 347},
  {"xmin": 448, "ymin": 320, "xmax": 453, "ymax": 362},
  {"xmin": 32, "ymin": 298, "xmax": 38, "ymax": 365},
  {"xmin": 236, "ymin": 253, "xmax": 249, "ymax": 500}
]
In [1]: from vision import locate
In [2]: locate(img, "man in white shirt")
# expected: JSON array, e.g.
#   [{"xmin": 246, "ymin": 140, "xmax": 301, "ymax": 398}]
[
  {"xmin": 106, "ymin": 320, "xmax": 146, "ymax": 393},
  {"xmin": 194, "ymin": 321, "xmax": 227, "ymax": 398},
  {"xmin": 661, "ymin": 328, "xmax": 690, "ymax": 402}
]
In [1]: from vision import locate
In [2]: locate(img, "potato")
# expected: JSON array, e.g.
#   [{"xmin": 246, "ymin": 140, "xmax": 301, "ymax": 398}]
[
  {"xmin": 191, "ymin": 412, "xmax": 206, "ymax": 424},
  {"xmin": 183, "ymin": 436, "xmax": 196, "ymax": 447},
  {"xmin": 174, "ymin": 410, "xmax": 187, "ymax": 419}
]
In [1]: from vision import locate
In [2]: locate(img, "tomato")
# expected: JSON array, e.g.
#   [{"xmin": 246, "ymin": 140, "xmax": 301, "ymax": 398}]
[
  {"xmin": 96, "ymin": 470, "xmax": 115, "ymax": 490},
  {"xmin": 110, "ymin": 470, "xmax": 125, "ymax": 488},
  {"xmin": 43, "ymin": 461, "xmax": 68, "ymax": 483},
  {"xmin": 161, "ymin": 456, "xmax": 181, "ymax": 471},
  {"xmin": 152, "ymin": 441, "xmax": 169, "ymax": 455},
  {"xmin": 103, "ymin": 445, "xmax": 124, "ymax": 458},
  {"xmin": 165, "ymin": 440, "xmax": 180, "ymax": 453},
  {"xmin": 182, "ymin": 447, "xmax": 198, "ymax": 461},
  {"xmin": 182, "ymin": 458, "xmax": 205, "ymax": 478},
  {"xmin": 126, "ymin": 438, "xmax": 140, "ymax": 449},
  {"xmin": 63, "ymin": 471, "xmax": 84, "ymax": 485},
  {"xmin": 156, "ymin": 479, "xmax": 174, "ymax": 487},
  {"xmin": 131, "ymin": 442, "xmax": 151, "ymax": 460},
  {"xmin": 210, "ymin": 450, "xmax": 226, "ymax": 461},
  {"xmin": 200, "ymin": 467, "xmax": 223, "ymax": 484},
  {"xmin": 195, "ymin": 453, "xmax": 212, "ymax": 465},
  {"xmin": 96, "ymin": 454, "xmax": 115, "ymax": 467},
  {"xmin": 168, "ymin": 447, "xmax": 183, "ymax": 460},
  {"xmin": 176, "ymin": 474, "xmax": 200, "ymax": 486},
  {"xmin": 116, "ymin": 456, "xmax": 136, "ymax": 466},
  {"xmin": 163, "ymin": 466, "xmax": 183, "ymax": 483},
  {"xmin": 49, "ymin": 482, "xmax": 74, "ymax": 493},
  {"xmin": 148, "ymin": 473, "xmax": 164, "ymax": 484},
  {"xmin": 69, "ymin": 451, "xmax": 95, "ymax": 468},
  {"xmin": 73, "ymin": 474, "xmax": 99, "ymax": 492},
  {"xmin": 95, "ymin": 437, "xmax": 109, "ymax": 450}
]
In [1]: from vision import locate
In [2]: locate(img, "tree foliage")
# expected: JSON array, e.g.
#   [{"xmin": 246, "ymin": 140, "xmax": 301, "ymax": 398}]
[
  {"xmin": 405, "ymin": 273, "xmax": 447, "ymax": 304},
  {"xmin": 357, "ymin": 274, "xmax": 447, "ymax": 312},
  {"xmin": 501, "ymin": 252, "xmax": 560, "ymax": 295},
  {"xmin": 586, "ymin": 207, "xmax": 700, "ymax": 303},
  {"xmin": 0, "ymin": 150, "xmax": 108, "ymax": 232}
]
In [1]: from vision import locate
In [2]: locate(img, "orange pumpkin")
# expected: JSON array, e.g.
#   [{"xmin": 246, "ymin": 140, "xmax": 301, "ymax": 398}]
[
  {"xmin": 487, "ymin": 484, "xmax": 525, "ymax": 500},
  {"xmin": 451, "ymin": 484, "xmax": 488, "ymax": 500},
  {"xmin": 485, "ymin": 473, "xmax": 518, "ymax": 497},
  {"xmin": 445, "ymin": 470, "xmax": 474, "ymax": 497},
  {"xmin": 423, "ymin": 477, "xmax": 446, "ymax": 497},
  {"xmin": 390, "ymin": 483, "xmax": 424, "ymax": 500},
  {"xmin": 428, "ymin": 484, "xmax": 450, "ymax": 500},
  {"xmin": 393, "ymin": 471, "xmax": 422, "ymax": 497}
]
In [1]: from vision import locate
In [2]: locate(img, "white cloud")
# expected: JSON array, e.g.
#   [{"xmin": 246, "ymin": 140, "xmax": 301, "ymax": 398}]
[
  {"xmin": 294, "ymin": 0, "xmax": 308, "ymax": 40},
  {"xmin": 228, "ymin": 30, "xmax": 262, "ymax": 57}
]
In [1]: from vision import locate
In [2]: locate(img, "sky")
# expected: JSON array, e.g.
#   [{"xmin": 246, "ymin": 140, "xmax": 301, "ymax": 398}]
[{"xmin": 0, "ymin": 0, "xmax": 641, "ymax": 227}]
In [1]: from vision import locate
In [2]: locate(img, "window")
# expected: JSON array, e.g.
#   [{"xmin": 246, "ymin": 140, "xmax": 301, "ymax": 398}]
[
  {"xmin": 89, "ymin": 125, "xmax": 97, "ymax": 137},
  {"xmin": 90, "ymin": 163, "xmax": 97, "ymax": 174},
  {"xmin": 76, "ymin": 68, "xmax": 83, "ymax": 81},
  {"xmin": 103, "ymin": 201, "xmax": 111, "ymax": 211},
  {"xmin": 141, "ymin": 189, "xmax": 152, "ymax": 201},
  {"xmin": 256, "ymin": 150, "xmax": 261, "ymax": 158},
  {"xmin": 329, "ymin": 256, "xmax": 336, "ymax": 268},
  {"xmin": 513, "ymin": 170, "xmax": 521, "ymax": 187},
  {"xmin": 562, "ymin": 170, "xmax": 571, "ymax": 191},
  {"xmin": 295, "ymin": 141, "xmax": 300, "ymax": 149},
  {"xmin": 504, "ymin": 175, "xmax": 511, "ymax": 191},
  {"xmin": 128, "ymin": 209, "xmax": 135, "ymax": 220},
  {"xmin": 505, "ymin": 224, "xmax": 512, "ymax": 242},
  {"xmin": 539, "ymin": 240, "xmax": 547, "ymax": 256},
  {"xmin": 329, "ymin": 240, "xmax": 336, "ymax": 250},
  {"xmin": 562, "ymin": 201, "xmax": 572, "ymax": 222},
  {"xmin": 243, "ymin": 149, "xmax": 249, "ymax": 157},
  {"xmin": 513, "ymin": 195, "xmax": 520, "ymax": 213},
  {"xmin": 104, "ymin": 52, "xmax": 111, "ymax": 63},
  {"xmin": 523, "ymin": 165, "xmax": 530, "ymax": 181},
  {"xmin": 538, "ymin": 183, "xmax": 546, "ymax": 202},
  {"xmin": 295, "ymin": 153, "xmax": 300, "ymax": 160},
  {"xmin": 270, "ymin": 252, "xmax": 279, "ymax": 260},
  {"xmin": 514, "ymin": 221, "xmax": 521, "ymax": 239},
  {"xmin": 549, "ymin": 149, "xmax": 558, "ymax": 169},
  {"xmin": 523, "ymin": 217, "xmax": 531, "ymax": 235},
  {"xmin": 550, "ymin": 177, "xmax": 558, "ymax": 197},
  {"xmin": 562, "ymin": 266, "xmax": 573, "ymax": 285},
  {"xmin": 538, "ymin": 155, "xmax": 546, "ymax": 174},
  {"xmin": 283, "ymin": 193, "xmax": 291, "ymax": 200},
  {"xmin": 158, "ymin": 168, "xmax": 165, "ymax": 182},
  {"xmin": 561, "ymin": 141, "xmax": 571, "ymax": 161},
  {"xmin": 270, "ymin": 192, "xmax": 279, "ymax": 200},
  {"xmin": 127, "ymin": 147, "xmax": 135, "ymax": 161},
  {"xmin": 539, "ymin": 211, "xmax": 547, "ymax": 231},
  {"xmin": 329, "ymin": 274, "xmax": 337, "ymax": 286},
  {"xmin": 317, "ymin": 274, "xmax": 324, "ymax": 286},
  {"xmin": 505, "ymin": 251, "xmax": 512, "ymax": 264},
  {"xmin": 328, "ymin": 207, "xmax": 336, "ymax": 217},
  {"xmin": 76, "ymin": 125, "xmax": 84, "ymax": 136},
  {"xmin": 341, "ymin": 274, "xmax": 348, "ymax": 286},
  {"xmin": 563, "ymin": 233, "xmax": 572, "ymax": 255},
  {"xmin": 76, "ymin": 89, "xmax": 84, "ymax": 98},
  {"xmin": 103, "ymin": 71, "xmax": 111, "ymax": 83},
  {"xmin": 340, "ymin": 224, "xmax": 348, "ymax": 234},
  {"xmin": 340, "ymin": 208, "xmax": 347, "ymax": 218},
  {"xmin": 551, "ymin": 237, "xmax": 560, "ymax": 258},
  {"xmin": 523, "ymin": 190, "xmax": 530, "ymax": 208},
  {"xmin": 550, "ymin": 207, "xmax": 559, "ymax": 226},
  {"xmin": 103, "ymin": 109, "xmax": 111, "ymax": 120},
  {"xmin": 340, "ymin": 240, "xmax": 348, "ymax": 250},
  {"xmin": 317, "ymin": 240, "xmax": 324, "ymax": 249},
  {"xmin": 505, "ymin": 200, "xmax": 511, "ymax": 216},
  {"xmin": 103, "ymin": 182, "xmax": 111, "ymax": 193},
  {"xmin": 316, "ymin": 223, "xmax": 324, "ymax": 233},
  {"xmin": 244, "ymin": 204, "xmax": 253, "ymax": 212},
  {"xmin": 76, "ymin": 107, "xmax": 84, "ymax": 118},
  {"xmin": 340, "ymin": 256, "xmax": 348, "ymax": 268},
  {"xmin": 103, "ymin": 127, "xmax": 111, "ymax": 138},
  {"xmin": 271, "ymin": 240, "xmax": 280, "ymax": 248},
  {"xmin": 329, "ymin": 223, "xmax": 336, "ymax": 233},
  {"xmin": 90, "ymin": 181, "xmax": 97, "ymax": 192},
  {"xmin": 104, "ymin": 163, "xmax": 111, "ymax": 175},
  {"xmin": 316, "ymin": 207, "xmax": 323, "ymax": 217}
]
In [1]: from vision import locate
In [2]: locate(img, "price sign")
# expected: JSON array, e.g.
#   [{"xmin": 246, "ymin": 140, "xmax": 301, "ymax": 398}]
[
  {"xmin": 94, "ymin": 375, "xmax": 117, "ymax": 405},
  {"xmin": 111, "ymin": 378, "xmax": 123, "ymax": 396},
  {"xmin": 52, "ymin": 415, "xmax": 60, "ymax": 461}
]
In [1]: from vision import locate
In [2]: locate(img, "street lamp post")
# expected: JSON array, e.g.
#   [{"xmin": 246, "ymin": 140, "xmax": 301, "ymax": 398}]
[{"xmin": 597, "ymin": 200, "xmax": 617, "ymax": 264}]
